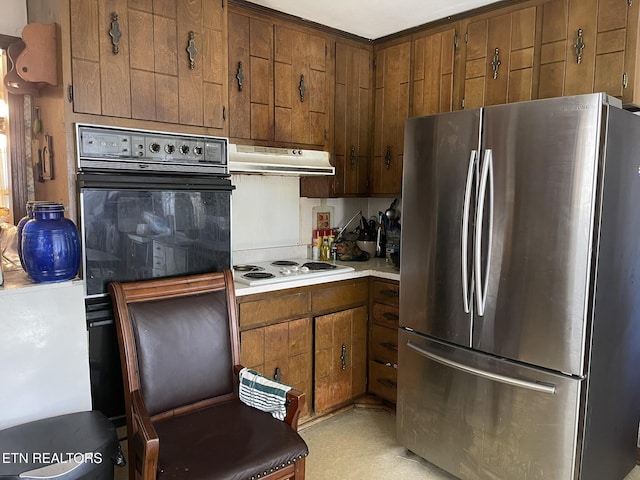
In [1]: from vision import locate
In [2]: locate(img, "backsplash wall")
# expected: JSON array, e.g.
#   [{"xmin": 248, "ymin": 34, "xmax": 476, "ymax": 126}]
[{"xmin": 231, "ymin": 174, "xmax": 401, "ymax": 262}]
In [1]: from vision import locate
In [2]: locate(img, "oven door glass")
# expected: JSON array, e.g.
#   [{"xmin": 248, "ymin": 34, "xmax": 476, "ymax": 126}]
[{"xmin": 80, "ymin": 184, "xmax": 231, "ymax": 296}]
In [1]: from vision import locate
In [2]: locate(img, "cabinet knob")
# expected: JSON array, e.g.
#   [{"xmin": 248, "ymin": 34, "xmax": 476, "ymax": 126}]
[
  {"xmin": 340, "ymin": 344, "xmax": 347, "ymax": 370},
  {"xmin": 491, "ymin": 48, "xmax": 501, "ymax": 79},
  {"xmin": 236, "ymin": 61, "xmax": 244, "ymax": 91},
  {"xmin": 299, "ymin": 74, "xmax": 306, "ymax": 102},
  {"xmin": 109, "ymin": 12, "xmax": 121, "ymax": 55},
  {"xmin": 574, "ymin": 29, "xmax": 585, "ymax": 64},
  {"xmin": 187, "ymin": 31, "xmax": 197, "ymax": 70}
]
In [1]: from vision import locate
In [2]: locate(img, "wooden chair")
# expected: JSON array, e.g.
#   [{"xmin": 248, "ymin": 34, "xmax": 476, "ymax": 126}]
[{"xmin": 109, "ymin": 270, "xmax": 308, "ymax": 480}]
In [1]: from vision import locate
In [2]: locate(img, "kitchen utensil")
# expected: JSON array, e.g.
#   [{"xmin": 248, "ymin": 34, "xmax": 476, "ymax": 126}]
[{"xmin": 385, "ymin": 199, "xmax": 398, "ymax": 222}]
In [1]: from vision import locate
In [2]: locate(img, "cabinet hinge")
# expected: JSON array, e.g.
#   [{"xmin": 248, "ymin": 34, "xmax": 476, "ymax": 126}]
[
  {"xmin": 454, "ymin": 33, "xmax": 458, "ymax": 50},
  {"xmin": 67, "ymin": 84, "xmax": 73, "ymax": 103},
  {"xmin": 623, "ymin": 72, "xmax": 629, "ymax": 89},
  {"xmin": 465, "ymin": 32, "xmax": 469, "ymax": 44}
]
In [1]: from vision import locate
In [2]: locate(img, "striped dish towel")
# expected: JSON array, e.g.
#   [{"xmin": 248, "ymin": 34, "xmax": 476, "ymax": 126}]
[{"xmin": 239, "ymin": 367, "xmax": 292, "ymax": 421}]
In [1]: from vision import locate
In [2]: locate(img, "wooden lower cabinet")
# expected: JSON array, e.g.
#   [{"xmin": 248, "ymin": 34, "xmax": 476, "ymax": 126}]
[
  {"xmin": 240, "ymin": 317, "xmax": 313, "ymax": 417},
  {"xmin": 237, "ymin": 277, "xmax": 369, "ymax": 420},
  {"xmin": 314, "ymin": 306, "xmax": 367, "ymax": 413},
  {"xmin": 368, "ymin": 279, "xmax": 399, "ymax": 403}
]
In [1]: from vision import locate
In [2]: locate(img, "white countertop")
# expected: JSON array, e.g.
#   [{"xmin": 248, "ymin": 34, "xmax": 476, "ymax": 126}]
[{"xmin": 234, "ymin": 257, "xmax": 400, "ymax": 296}]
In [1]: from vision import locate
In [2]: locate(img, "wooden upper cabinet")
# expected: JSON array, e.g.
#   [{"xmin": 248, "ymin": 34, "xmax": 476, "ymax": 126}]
[
  {"xmin": 372, "ymin": 40, "xmax": 411, "ymax": 196},
  {"xmin": 539, "ymin": 0, "xmax": 640, "ymax": 106},
  {"xmin": 228, "ymin": 10, "xmax": 274, "ymax": 141},
  {"xmin": 70, "ymin": 0, "xmax": 132, "ymax": 117},
  {"xmin": 463, "ymin": 5, "xmax": 537, "ymax": 109},
  {"xmin": 333, "ymin": 41, "xmax": 372, "ymax": 196},
  {"xmin": 412, "ymin": 27, "xmax": 457, "ymax": 116},
  {"xmin": 70, "ymin": 0, "xmax": 228, "ymax": 132},
  {"xmin": 274, "ymin": 25, "xmax": 329, "ymax": 148}
]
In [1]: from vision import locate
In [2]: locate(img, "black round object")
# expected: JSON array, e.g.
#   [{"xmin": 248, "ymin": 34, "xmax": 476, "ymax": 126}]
[
  {"xmin": 301, "ymin": 262, "xmax": 337, "ymax": 271},
  {"xmin": 243, "ymin": 272, "xmax": 275, "ymax": 279},
  {"xmin": 271, "ymin": 260, "xmax": 299, "ymax": 266},
  {"xmin": 233, "ymin": 265, "xmax": 264, "ymax": 272}
]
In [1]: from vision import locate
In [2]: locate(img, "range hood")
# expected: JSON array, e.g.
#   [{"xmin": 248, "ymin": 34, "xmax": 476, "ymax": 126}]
[{"xmin": 228, "ymin": 144, "xmax": 334, "ymax": 176}]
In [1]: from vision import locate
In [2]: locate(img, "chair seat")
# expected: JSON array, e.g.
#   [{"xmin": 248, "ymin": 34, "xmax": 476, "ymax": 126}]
[{"xmin": 154, "ymin": 400, "xmax": 309, "ymax": 480}]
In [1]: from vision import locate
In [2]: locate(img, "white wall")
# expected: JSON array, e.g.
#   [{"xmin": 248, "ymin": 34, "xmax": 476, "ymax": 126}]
[
  {"xmin": 0, "ymin": 0, "xmax": 27, "ymax": 37},
  {"xmin": 0, "ymin": 279, "xmax": 92, "ymax": 430},
  {"xmin": 231, "ymin": 173, "xmax": 400, "ymax": 262}
]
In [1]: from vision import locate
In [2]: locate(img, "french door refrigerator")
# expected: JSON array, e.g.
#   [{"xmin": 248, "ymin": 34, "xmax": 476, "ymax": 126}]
[{"xmin": 397, "ymin": 93, "xmax": 640, "ymax": 480}]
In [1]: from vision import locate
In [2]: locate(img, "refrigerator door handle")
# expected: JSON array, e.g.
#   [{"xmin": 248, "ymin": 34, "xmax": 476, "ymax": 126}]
[
  {"xmin": 406, "ymin": 340, "xmax": 557, "ymax": 394},
  {"xmin": 474, "ymin": 149, "xmax": 494, "ymax": 316},
  {"xmin": 461, "ymin": 150, "xmax": 477, "ymax": 314}
]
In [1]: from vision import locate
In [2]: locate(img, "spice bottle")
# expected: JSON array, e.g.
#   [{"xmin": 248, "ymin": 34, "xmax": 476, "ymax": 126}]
[{"xmin": 312, "ymin": 229, "xmax": 320, "ymax": 260}]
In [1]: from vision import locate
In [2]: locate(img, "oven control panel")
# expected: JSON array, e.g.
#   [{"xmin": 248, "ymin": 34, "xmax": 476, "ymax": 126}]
[{"xmin": 76, "ymin": 124, "xmax": 228, "ymax": 175}]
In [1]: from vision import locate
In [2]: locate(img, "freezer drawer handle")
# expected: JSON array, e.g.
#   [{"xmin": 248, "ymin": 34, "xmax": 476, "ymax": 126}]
[{"xmin": 406, "ymin": 341, "xmax": 557, "ymax": 395}]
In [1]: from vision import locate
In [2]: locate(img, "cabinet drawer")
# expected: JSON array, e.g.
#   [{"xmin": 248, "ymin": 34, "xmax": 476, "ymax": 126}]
[
  {"xmin": 370, "ymin": 324, "xmax": 398, "ymax": 365},
  {"xmin": 371, "ymin": 302, "xmax": 399, "ymax": 328},
  {"xmin": 371, "ymin": 280, "xmax": 399, "ymax": 306},
  {"xmin": 312, "ymin": 279, "xmax": 368, "ymax": 313},
  {"xmin": 238, "ymin": 291, "xmax": 311, "ymax": 329},
  {"xmin": 368, "ymin": 360, "xmax": 397, "ymax": 403}
]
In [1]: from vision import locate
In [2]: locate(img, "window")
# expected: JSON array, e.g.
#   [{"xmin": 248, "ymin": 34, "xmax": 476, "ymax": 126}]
[{"xmin": 0, "ymin": 49, "xmax": 10, "ymax": 223}]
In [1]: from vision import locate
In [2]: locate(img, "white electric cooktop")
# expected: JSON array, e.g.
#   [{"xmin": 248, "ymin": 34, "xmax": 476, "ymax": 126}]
[{"xmin": 232, "ymin": 258, "xmax": 355, "ymax": 286}]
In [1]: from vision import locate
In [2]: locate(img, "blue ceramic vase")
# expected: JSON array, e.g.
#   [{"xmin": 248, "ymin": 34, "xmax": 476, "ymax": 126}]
[{"xmin": 21, "ymin": 203, "xmax": 80, "ymax": 283}]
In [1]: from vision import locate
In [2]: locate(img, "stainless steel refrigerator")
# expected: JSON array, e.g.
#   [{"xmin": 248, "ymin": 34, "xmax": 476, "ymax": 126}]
[{"xmin": 397, "ymin": 93, "xmax": 640, "ymax": 480}]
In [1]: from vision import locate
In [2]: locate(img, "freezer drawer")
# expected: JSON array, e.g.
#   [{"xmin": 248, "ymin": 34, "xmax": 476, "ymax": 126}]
[{"xmin": 397, "ymin": 329, "xmax": 583, "ymax": 480}]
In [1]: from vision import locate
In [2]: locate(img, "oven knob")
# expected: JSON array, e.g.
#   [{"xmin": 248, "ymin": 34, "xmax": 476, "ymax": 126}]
[
  {"xmin": 180, "ymin": 145, "xmax": 190, "ymax": 154},
  {"xmin": 149, "ymin": 142, "xmax": 161, "ymax": 153},
  {"xmin": 165, "ymin": 144, "xmax": 175, "ymax": 154},
  {"xmin": 193, "ymin": 146, "xmax": 203, "ymax": 155},
  {"xmin": 300, "ymin": 266, "xmax": 309, "ymax": 273}
]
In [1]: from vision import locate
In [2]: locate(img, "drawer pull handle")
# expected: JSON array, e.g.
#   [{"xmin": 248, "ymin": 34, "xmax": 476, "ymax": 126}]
[
  {"xmin": 274, "ymin": 367, "xmax": 282, "ymax": 382},
  {"xmin": 341, "ymin": 344, "xmax": 347, "ymax": 370},
  {"xmin": 381, "ymin": 289, "xmax": 399, "ymax": 298},
  {"xmin": 380, "ymin": 341, "xmax": 398, "ymax": 351},
  {"xmin": 382, "ymin": 312, "xmax": 399, "ymax": 322},
  {"xmin": 377, "ymin": 378, "xmax": 397, "ymax": 388},
  {"xmin": 187, "ymin": 31, "xmax": 197, "ymax": 69},
  {"xmin": 109, "ymin": 12, "xmax": 121, "ymax": 55}
]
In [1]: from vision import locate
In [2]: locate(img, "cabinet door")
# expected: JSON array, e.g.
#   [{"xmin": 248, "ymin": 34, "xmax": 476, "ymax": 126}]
[
  {"xmin": 539, "ymin": 0, "xmax": 632, "ymax": 102},
  {"xmin": 372, "ymin": 41, "xmax": 411, "ymax": 195},
  {"xmin": 70, "ymin": 0, "xmax": 227, "ymax": 131},
  {"xmin": 463, "ymin": 5, "xmax": 537, "ymax": 108},
  {"xmin": 70, "ymin": 0, "xmax": 132, "ymax": 117},
  {"xmin": 314, "ymin": 306, "xmax": 367, "ymax": 413},
  {"xmin": 334, "ymin": 41, "xmax": 372, "ymax": 195},
  {"xmin": 228, "ymin": 10, "xmax": 274, "ymax": 141},
  {"xmin": 412, "ymin": 27, "xmax": 457, "ymax": 116},
  {"xmin": 274, "ymin": 25, "xmax": 329, "ymax": 148},
  {"xmin": 240, "ymin": 318, "xmax": 313, "ymax": 417}
]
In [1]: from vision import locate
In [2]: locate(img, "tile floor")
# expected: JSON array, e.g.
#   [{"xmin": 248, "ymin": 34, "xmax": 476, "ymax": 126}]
[
  {"xmin": 298, "ymin": 407, "xmax": 640, "ymax": 480},
  {"xmin": 114, "ymin": 407, "xmax": 640, "ymax": 479}
]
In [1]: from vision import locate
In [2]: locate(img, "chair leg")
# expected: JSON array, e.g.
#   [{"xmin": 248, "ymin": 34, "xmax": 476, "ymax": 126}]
[{"xmin": 293, "ymin": 457, "xmax": 305, "ymax": 479}]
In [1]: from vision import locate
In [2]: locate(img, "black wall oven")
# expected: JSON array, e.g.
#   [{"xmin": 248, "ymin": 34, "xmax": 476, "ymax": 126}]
[{"xmin": 76, "ymin": 124, "xmax": 233, "ymax": 424}]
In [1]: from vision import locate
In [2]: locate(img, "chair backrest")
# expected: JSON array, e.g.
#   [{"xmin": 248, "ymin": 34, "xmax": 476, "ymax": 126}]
[{"xmin": 109, "ymin": 270, "xmax": 240, "ymax": 418}]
